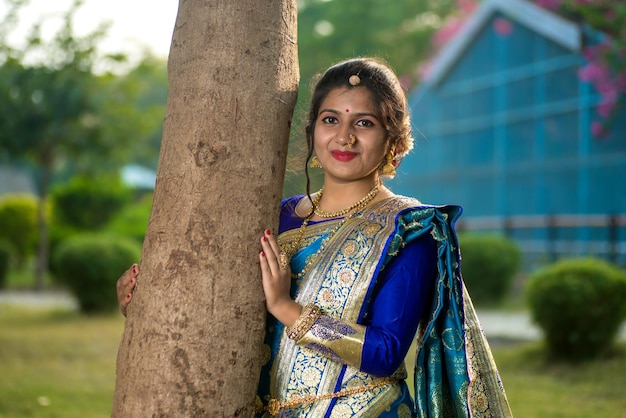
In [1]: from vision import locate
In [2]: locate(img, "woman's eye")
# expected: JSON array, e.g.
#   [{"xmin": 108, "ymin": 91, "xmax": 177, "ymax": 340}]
[
  {"xmin": 321, "ymin": 116, "xmax": 338, "ymax": 124},
  {"xmin": 356, "ymin": 119, "xmax": 375, "ymax": 127}
]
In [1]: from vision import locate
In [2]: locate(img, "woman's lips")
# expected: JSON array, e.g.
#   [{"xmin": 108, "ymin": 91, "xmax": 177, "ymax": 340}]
[{"xmin": 331, "ymin": 150, "xmax": 357, "ymax": 162}]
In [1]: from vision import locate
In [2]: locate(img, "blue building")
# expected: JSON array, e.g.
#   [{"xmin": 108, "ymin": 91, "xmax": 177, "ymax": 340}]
[{"xmin": 392, "ymin": 0, "xmax": 626, "ymax": 269}]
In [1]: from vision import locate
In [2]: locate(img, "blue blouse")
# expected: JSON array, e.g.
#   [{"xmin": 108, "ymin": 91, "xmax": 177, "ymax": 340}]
[{"xmin": 278, "ymin": 195, "xmax": 436, "ymax": 377}]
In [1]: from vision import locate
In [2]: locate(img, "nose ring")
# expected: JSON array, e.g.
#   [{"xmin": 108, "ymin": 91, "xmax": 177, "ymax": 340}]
[{"xmin": 348, "ymin": 134, "xmax": 356, "ymax": 148}]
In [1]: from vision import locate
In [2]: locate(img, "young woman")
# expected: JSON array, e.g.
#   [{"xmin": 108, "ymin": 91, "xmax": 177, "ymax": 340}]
[{"xmin": 118, "ymin": 58, "xmax": 512, "ymax": 417}]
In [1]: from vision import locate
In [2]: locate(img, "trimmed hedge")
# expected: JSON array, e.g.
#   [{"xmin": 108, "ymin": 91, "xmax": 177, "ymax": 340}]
[
  {"xmin": 107, "ymin": 193, "xmax": 153, "ymax": 244},
  {"xmin": 52, "ymin": 234, "xmax": 141, "ymax": 314},
  {"xmin": 0, "ymin": 194, "xmax": 39, "ymax": 266},
  {"xmin": 525, "ymin": 257, "xmax": 626, "ymax": 361},
  {"xmin": 458, "ymin": 234, "xmax": 521, "ymax": 306},
  {"xmin": 51, "ymin": 175, "xmax": 132, "ymax": 231}
]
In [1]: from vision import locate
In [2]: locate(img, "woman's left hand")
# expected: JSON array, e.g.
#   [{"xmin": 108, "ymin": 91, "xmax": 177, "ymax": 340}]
[{"xmin": 259, "ymin": 229, "xmax": 301, "ymax": 326}]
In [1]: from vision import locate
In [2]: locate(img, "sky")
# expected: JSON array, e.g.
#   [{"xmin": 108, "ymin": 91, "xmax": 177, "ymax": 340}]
[{"xmin": 1, "ymin": 0, "xmax": 178, "ymax": 59}]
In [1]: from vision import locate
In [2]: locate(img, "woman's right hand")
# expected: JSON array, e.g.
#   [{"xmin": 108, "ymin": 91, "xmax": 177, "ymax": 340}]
[{"xmin": 116, "ymin": 263, "xmax": 139, "ymax": 316}]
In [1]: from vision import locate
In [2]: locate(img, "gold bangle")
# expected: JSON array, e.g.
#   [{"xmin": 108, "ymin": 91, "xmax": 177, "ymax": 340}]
[{"xmin": 285, "ymin": 304, "xmax": 321, "ymax": 341}]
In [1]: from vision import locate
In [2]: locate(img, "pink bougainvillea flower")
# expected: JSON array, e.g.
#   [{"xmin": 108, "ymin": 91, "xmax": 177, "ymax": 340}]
[
  {"xmin": 535, "ymin": 0, "xmax": 561, "ymax": 11},
  {"xmin": 615, "ymin": 73, "xmax": 626, "ymax": 91},
  {"xmin": 582, "ymin": 46, "xmax": 597, "ymax": 61},
  {"xmin": 591, "ymin": 121, "xmax": 607, "ymax": 138},
  {"xmin": 457, "ymin": 0, "xmax": 478, "ymax": 14},
  {"xmin": 578, "ymin": 62, "xmax": 607, "ymax": 83},
  {"xmin": 433, "ymin": 17, "xmax": 464, "ymax": 49},
  {"xmin": 598, "ymin": 98, "xmax": 616, "ymax": 118},
  {"xmin": 493, "ymin": 17, "xmax": 513, "ymax": 36}
]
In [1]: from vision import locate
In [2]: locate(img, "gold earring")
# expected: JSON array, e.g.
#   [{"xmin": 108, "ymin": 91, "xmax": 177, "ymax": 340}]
[
  {"xmin": 381, "ymin": 152, "xmax": 396, "ymax": 178},
  {"xmin": 309, "ymin": 155, "xmax": 322, "ymax": 169}
]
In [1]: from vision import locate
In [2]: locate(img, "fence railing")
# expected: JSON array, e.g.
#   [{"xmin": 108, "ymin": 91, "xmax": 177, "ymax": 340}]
[{"xmin": 456, "ymin": 214, "xmax": 626, "ymax": 268}]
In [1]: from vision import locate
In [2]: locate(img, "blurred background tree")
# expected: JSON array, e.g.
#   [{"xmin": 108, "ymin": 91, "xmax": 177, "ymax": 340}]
[
  {"xmin": 287, "ymin": 0, "xmax": 460, "ymax": 194},
  {"xmin": 0, "ymin": 0, "xmax": 460, "ymax": 289},
  {"xmin": 0, "ymin": 0, "xmax": 160, "ymax": 288}
]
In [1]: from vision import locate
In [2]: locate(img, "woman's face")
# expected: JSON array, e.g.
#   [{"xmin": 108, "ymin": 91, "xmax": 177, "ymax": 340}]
[{"xmin": 313, "ymin": 87, "xmax": 388, "ymax": 185}]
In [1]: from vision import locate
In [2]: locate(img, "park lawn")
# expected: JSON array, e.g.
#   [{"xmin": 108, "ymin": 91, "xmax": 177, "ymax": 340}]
[
  {"xmin": 0, "ymin": 306, "xmax": 124, "ymax": 418},
  {"xmin": 494, "ymin": 341, "xmax": 626, "ymax": 417},
  {"xmin": 0, "ymin": 304, "xmax": 625, "ymax": 417}
]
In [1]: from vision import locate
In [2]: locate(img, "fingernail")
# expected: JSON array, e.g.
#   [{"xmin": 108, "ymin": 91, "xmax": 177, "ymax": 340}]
[
  {"xmin": 260, "ymin": 251, "xmax": 265, "ymax": 257},
  {"xmin": 262, "ymin": 237, "xmax": 267, "ymax": 242},
  {"xmin": 132, "ymin": 265, "xmax": 138, "ymax": 274},
  {"xmin": 126, "ymin": 293, "xmax": 131, "ymax": 299},
  {"xmin": 265, "ymin": 229, "xmax": 271, "ymax": 235}
]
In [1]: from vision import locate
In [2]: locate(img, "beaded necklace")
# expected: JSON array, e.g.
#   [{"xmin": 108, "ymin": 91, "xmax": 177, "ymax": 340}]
[
  {"xmin": 313, "ymin": 185, "xmax": 379, "ymax": 218},
  {"xmin": 279, "ymin": 184, "xmax": 379, "ymax": 279}
]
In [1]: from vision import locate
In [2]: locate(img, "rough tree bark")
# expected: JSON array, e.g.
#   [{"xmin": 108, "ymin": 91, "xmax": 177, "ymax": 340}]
[{"xmin": 112, "ymin": 1, "xmax": 299, "ymax": 416}]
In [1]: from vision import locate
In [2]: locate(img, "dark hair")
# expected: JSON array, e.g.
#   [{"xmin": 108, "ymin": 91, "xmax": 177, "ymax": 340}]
[{"xmin": 303, "ymin": 57, "xmax": 414, "ymax": 195}]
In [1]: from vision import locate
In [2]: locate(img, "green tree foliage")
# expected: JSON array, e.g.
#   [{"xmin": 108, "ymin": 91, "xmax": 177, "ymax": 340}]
[
  {"xmin": 298, "ymin": 0, "xmax": 458, "ymax": 88},
  {"xmin": 0, "ymin": 194, "xmax": 40, "ymax": 267},
  {"xmin": 526, "ymin": 257, "xmax": 626, "ymax": 361},
  {"xmin": 97, "ymin": 55, "xmax": 168, "ymax": 171},
  {"xmin": 282, "ymin": 0, "xmax": 459, "ymax": 196},
  {"xmin": 107, "ymin": 192, "xmax": 153, "ymax": 244},
  {"xmin": 0, "ymin": 0, "xmax": 130, "ymax": 288}
]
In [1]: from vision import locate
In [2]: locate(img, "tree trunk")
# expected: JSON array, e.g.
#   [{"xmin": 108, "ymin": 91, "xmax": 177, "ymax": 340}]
[
  {"xmin": 112, "ymin": 1, "xmax": 299, "ymax": 416},
  {"xmin": 34, "ymin": 154, "xmax": 52, "ymax": 291}
]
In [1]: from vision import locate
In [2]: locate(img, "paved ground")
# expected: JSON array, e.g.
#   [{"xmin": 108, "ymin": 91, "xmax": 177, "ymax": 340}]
[
  {"xmin": 1, "ymin": 290, "xmax": 624, "ymax": 342},
  {"xmin": 0, "ymin": 289, "xmax": 78, "ymax": 310}
]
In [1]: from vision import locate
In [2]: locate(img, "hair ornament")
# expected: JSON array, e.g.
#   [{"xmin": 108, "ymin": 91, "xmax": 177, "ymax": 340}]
[{"xmin": 348, "ymin": 74, "xmax": 361, "ymax": 86}]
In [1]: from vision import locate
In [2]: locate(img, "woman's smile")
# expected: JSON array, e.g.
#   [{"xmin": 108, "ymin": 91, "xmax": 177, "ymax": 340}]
[{"xmin": 331, "ymin": 150, "xmax": 358, "ymax": 162}]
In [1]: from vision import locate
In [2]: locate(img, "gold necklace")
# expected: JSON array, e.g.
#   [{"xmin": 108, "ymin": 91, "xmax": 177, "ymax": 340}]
[
  {"xmin": 313, "ymin": 185, "xmax": 379, "ymax": 218},
  {"xmin": 279, "ymin": 185, "xmax": 379, "ymax": 279}
]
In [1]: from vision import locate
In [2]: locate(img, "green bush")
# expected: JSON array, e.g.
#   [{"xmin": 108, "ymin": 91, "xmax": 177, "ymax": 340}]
[
  {"xmin": 0, "ymin": 240, "xmax": 14, "ymax": 289},
  {"xmin": 51, "ymin": 175, "xmax": 132, "ymax": 231},
  {"xmin": 0, "ymin": 194, "xmax": 40, "ymax": 266},
  {"xmin": 525, "ymin": 257, "xmax": 626, "ymax": 361},
  {"xmin": 107, "ymin": 193, "xmax": 153, "ymax": 244},
  {"xmin": 458, "ymin": 234, "xmax": 521, "ymax": 306},
  {"xmin": 52, "ymin": 234, "xmax": 141, "ymax": 314}
]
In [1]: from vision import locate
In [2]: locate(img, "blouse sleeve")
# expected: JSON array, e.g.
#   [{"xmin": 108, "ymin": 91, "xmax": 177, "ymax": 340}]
[{"xmin": 295, "ymin": 233, "xmax": 437, "ymax": 377}]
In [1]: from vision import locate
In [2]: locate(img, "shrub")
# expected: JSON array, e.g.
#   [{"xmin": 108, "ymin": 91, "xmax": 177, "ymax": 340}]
[
  {"xmin": 458, "ymin": 234, "xmax": 521, "ymax": 306},
  {"xmin": 52, "ymin": 234, "xmax": 141, "ymax": 314},
  {"xmin": 0, "ymin": 194, "xmax": 40, "ymax": 266},
  {"xmin": 51, "ymin": 175, "xmax": 132, "ymax": 231},
  {"xmin": 107, "ymin": 193, "xmax": 153, "ymax": 244},
  {"xmin": 0, "ymin": 240, "xmax": 13, "ymax": 289},
  {"xmin": 525, "ymin": 257, "xmax": 626, "ymax": 361}
]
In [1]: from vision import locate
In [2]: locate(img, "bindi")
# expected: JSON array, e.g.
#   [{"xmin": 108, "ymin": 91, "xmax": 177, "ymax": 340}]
[{"xmin": 345, "ymin": 109, "xmax": 350, "ymax": 113}]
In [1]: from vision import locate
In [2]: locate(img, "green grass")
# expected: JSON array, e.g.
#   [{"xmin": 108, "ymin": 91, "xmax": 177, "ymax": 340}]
[
  {"xmin": 0, "ymin": 303, "xmax": 625, "ymax": 417},
  {"xmin": 0, "ymin": 305, "xmax": 124, "ymax": 418},
  {"xmin": 494, "ymin": 342, "xmax": 626, "ymax": 417}
]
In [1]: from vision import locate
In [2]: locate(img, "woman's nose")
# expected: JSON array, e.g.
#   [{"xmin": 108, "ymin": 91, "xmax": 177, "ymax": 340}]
[{"xmin": 334, "ymin": 127, "xmax": 354, "ymax": 147}]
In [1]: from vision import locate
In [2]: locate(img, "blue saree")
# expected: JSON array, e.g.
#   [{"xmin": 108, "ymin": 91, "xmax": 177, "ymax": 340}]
[{"xmin": 255, "ymin": 195, "xmax": 512, "ymax": 417}]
